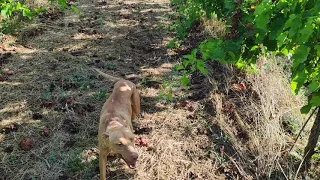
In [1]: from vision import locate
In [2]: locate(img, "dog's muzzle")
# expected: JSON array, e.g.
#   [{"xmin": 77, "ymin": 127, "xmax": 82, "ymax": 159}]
[{"xmin": 123, "ymin": 152, "xmax": 138, "ymax": 169}]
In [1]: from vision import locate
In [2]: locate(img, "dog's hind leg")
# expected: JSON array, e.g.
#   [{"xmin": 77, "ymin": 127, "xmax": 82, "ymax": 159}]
[{"xmin": 131, "ymin": 87, "xmax": 141, "ymax": 121}]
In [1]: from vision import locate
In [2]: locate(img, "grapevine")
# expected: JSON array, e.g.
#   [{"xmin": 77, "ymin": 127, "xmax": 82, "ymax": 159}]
[{"xmin": 171, "ymin": 0, "xmax": 320, "ymax": 169}]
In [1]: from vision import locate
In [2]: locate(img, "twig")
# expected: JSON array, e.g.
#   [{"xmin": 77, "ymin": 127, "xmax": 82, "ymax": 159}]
[
  {"xmin": 294, "ymin": 150, "xmax": 309, "ymax": 180},
  {"xmin": 288, "ymin": 107, "xmax": 318, "ymax": 153},
  {"xmin": 225, "ymin": 154, "xmax": 248, "ymax": 178},
  {"xmin": 233, "ymin": 108, "xmax": 251, "ymax": 137},
  {"xmin": 276, "ymin": 159, "xmax": 289, "ymax": 180},
  {"xmin": 65, "ymin": 103, "xmax": 75, "ymax": 121}
]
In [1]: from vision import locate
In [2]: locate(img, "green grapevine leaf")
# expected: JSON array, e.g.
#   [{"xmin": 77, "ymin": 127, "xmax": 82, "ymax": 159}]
[
  {"xmin": 169, "ymin": 0, "xmax": 320, "ymax": 111},
  {"xmin": 306, "ymin": 80, "xmax": 320, "ymax": 96},
  {"xmin": 297, "ymin": 25, "xmax": 314, "ymax": 44},
  {"xmin": 292, "ymin": 45, "xmax": 310, "ymax": 68},
  {"xmin": 263, "ymin": 37, "xmax": 277, "ymax": 51},
  {"xmin": 254, "ymin": 4, "xmax": 265, "ymax": 16},
  {"xmin": 269, "ymin": 16, "xmax": 286, "ymax": 40},
  {"xmin": 22, "ymin": 7, "xmax": 33, "ymax": 19},
  {"xmin": 224, "ymin": 40, "xmax": 241, "ymax": 55},
  {"xmin": 255, "ymin": 16, "xmax": 269, "ymax": 34},
  {"xmin": 300, "ymin": 104, "xmax": 312, "ymax": 114},
  {"xmin": 200, "ymin": 40, "xmax": 225, "ymax": 61},
  {"xmin": 315, "ymin": 45, "xmax": 320, "ymax": 57},
  {"xmin": 285, "ymin": 14, "xmax": 296, "ymax": 28},
  {"xmin": 227, "ymin": 51, "xmax": 236, "ymax": 61},
  {"xmin": 235, "ymin": 58, "xmax": 246, "ymax": 69},
  {"xmin": 310, "ymin": 92, "xmax": 320, "ymax": 106},
  {"xmin": 291, "ymin": 64, "xmax": 307, "ymax": 94},
  {"xmin": 288, "ymin": 15, "xmax": 302, "ymax": 38},
  {"xmin": 276, "ymin": 32, "xmax": 288, "ymax": 47},
  {"xmin": 1, "ymin": 5, "xmax": 10, "ymax": 16},
  {"xmin": 281, "ymin": 48, "xmax": 289, "ymax": 56},
  {"xmin": 15, "ymin": 2, "xmax": 21, "ymax": 10},
  {"xmin": 285, "ymin": 13, "xmax": 302, "ymax": 38}
]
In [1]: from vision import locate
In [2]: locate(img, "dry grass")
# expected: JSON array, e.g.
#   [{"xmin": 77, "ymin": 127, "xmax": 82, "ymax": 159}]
[
  {"xmin": 134, "ymin": 108, "xmax": 220, "ymax": 180},
  {"xmin": 202, "ymin": 15, "xmax": 226, "ymax": 39},
  {"xmin": 205, "ymin": 55, "xmax": 308, "ymax": 179}
]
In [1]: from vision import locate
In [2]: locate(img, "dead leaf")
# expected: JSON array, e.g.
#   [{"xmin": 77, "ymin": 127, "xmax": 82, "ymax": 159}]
[
  {"xmin": 231, "ymin": 83, "xmax": 247, "ymax": 91},
  {"xmin": 42, "ymin": 101, "xmax": 53, "ymax": 107},
  {"xmin": 174, "ymin": 101, "xmax": 195, "ymax": 112},
  {"xmin": 135, "ymin": 137, "xmax": 149, "ymax": 147},
  {"xmin": 19, "ymin": 138, "xmax": 34, "ymax": 151},
  {"xmin": 40, "ymin": 129, "xmax": 49, "ymax": 137}
]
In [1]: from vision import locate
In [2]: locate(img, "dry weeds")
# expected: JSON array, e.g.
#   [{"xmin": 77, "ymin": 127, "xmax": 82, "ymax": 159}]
[
  {"xmin": 206, "ymin": 55, "xmax": 308, "ymax": 179},
  {"xmin": 202, "ymin": 15, "xmax": 226, "ymax": 39}
]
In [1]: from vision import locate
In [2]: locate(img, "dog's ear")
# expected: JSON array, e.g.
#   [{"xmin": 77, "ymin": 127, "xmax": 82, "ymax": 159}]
[{"xmin": 102, "ymin": 132, "xmax": 109, "ymax": 140}]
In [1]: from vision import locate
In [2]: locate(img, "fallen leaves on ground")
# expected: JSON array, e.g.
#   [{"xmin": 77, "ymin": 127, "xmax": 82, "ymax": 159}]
[
  {"xmin": 135, "ymin": 137, "xmax": 149, "ymax": 147},
  {"xmin": 19, "ymin": 138, "xmax": 34, "ymax": 151}
]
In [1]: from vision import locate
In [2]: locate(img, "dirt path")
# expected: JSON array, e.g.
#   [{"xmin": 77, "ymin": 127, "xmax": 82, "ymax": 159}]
[{"xmin": 0, "ymin": 0, "xmax": 221, "ymax": 179}]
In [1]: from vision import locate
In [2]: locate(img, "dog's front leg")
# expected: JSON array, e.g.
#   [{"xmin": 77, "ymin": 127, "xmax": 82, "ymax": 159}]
[{"xmin": 99, "ymin": 147, "xmax": 108, "ymax": 180}]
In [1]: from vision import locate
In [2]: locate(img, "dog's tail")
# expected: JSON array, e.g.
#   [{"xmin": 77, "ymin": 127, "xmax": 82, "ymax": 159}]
[{"xmin": 93, "ymin": 68, "xmax": 121, "ymax": 82}]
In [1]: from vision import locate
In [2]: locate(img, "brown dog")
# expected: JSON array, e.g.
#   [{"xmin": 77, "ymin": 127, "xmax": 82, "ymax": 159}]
[{"xmin": 94, "ymin": 68, "xmax": 140, "ymax": 180}]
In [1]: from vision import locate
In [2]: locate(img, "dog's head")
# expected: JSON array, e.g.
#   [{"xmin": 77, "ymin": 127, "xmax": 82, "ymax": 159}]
[{"xmin": 102, "ymin": 121, "xmax": 138, "ymax": 168}]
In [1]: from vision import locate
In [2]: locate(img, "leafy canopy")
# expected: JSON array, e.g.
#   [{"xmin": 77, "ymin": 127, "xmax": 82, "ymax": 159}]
[{"xmin": 170, "ymin": 0, "xmax": 320, "ymax": 114}]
